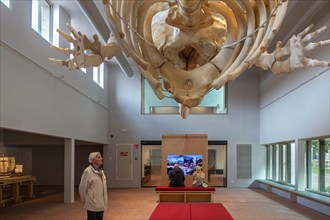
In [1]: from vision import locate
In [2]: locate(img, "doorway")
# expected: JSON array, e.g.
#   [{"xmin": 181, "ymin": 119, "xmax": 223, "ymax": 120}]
[
  {"xmin": 208, "ymin": 141, "xmax": 227, "ymax": 186},
  {"xmin": 141, "ymin": 140, "xmax": 227, "ymax": 187},
  {"xmin": 141, "ymin": 141, "xmax": 162, "ymax": 187}
]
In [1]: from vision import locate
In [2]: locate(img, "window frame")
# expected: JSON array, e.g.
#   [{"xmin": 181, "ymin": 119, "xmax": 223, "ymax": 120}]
[
  {"xmin": 93, "ymin": 63, "xmax": 104, "ymax": 88},
  {"xmin": 31, "ymin": 0, "xmax": 53, "ymax": 43},
  {"xmin": 267, "ymin": 141, "xmax": 295, "ymax": 186},
  {"xmin": 306, "ymin": 138, "xmax": 330, "ymax": 196},
  {"xmin": 141, "ymin": 76, "xmax": 228, "ymax": 115}
]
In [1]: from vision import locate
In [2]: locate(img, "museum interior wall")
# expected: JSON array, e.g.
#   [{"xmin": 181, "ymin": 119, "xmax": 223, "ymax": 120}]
[
  {"xmin": 106, "ymin": 60, "xmax": 263, "ymax": 188},
  {"xmin": 0, "ymin": 2, "xmax": 110, "ymax": 185},
  {"xmin": 0, "ymin": 1, "xmax": 268, "ymax": 187},
  {"xmin": 0, "ymin": 0, "xmax": 328, "ymax": 190},
  {"xmin": 0, "ymin": 2, "xmax": 109, "ymax": 143},
  {"xmin": 259, "ymin": 6, "xmax": 330, "ymax": 144}
]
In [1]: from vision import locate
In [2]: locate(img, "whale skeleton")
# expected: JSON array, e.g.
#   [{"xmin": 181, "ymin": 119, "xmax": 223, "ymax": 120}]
[{"xmin": 49, "ymin": 0, "xmax": 330, "ymax": 118}]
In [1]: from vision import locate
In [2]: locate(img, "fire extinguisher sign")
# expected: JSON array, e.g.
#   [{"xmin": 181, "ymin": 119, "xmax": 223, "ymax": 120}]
[{"xmin": 119, "ymin": 152, "xmax": 128, "ymax": 156}]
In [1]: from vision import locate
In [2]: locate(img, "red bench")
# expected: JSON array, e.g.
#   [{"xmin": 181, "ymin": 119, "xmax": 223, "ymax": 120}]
[{"xmin": 155, "ymin": 186, "xmax": 215, "ymax": 203}]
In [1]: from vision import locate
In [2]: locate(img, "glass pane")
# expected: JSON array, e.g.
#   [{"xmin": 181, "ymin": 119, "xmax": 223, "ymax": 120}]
[
  {"xmin": 99, "ymin": 64, "xmax": 104, "ymax": 88},
  {"xmin": 142, "ymin": 77, "xmax": 227, "ymax": 114},
  {"xmin": 275, "ymin": 144, "xmax": 280, "ymax": 181},
  {"xmin": 1, "ymin": 0, "xmax": 10, "ymax": 8},
  {"xmin": 40, "ymin": 2, "xmax": 50, "ymax": 41},
  {"xmin": 268, "ymin": 145, "xmax": 273, "ymax": 179},
  {"xmin": 141, "ymin": 145, "xmax": 162, "ymax": 187},
  {"xmin": 311, "ymin": 140, "xmax": 319, "ymax": 191},
  {"xmin": 93, "ymin": 64, "xmax": 104, "ymax": 88},
  {"xmin": 208, "ymin": 145, "xmax": 227, "ymax": 187},
  {"xmin": 281, "ymin": 144, "xmax": 287, "ymax": 182},
  {"xmin": 31, "ymin": 0, "xmax": 51, "ymax": 42},
  {"xmin": 31, "ymin": 1, "xmax": 39, "ymax": 32},
  {"xmin": 289, "ymin": 142, "xmax": 295, "ymax": 184},
  {"xmin": 323, "ymin": 138, "xmax": 330, "ymax": 194}
]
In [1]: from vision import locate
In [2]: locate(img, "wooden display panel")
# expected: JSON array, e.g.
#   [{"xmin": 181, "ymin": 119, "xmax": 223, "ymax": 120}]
[
  {"xmin": 186, "ymin": 192, "xmax": 212, "ymax": 202},
  {"xmin": 158, "ymin": 192, "xmax": 185, "ymax": 202},
  {"xmin": 161, "ymin": 134, "xmax": 208, "ymax": 186}
]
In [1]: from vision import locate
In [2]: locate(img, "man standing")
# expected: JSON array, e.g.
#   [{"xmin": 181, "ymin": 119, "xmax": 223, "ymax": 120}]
[{"xmin": 79, "ymin": 152, "xmax": 108, "ymax": 220}]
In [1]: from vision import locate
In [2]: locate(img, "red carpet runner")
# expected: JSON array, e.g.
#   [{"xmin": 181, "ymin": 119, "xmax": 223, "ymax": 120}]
[{"xmin": 149, "ymin": 203, "xmax": 233, "ymax": 220}]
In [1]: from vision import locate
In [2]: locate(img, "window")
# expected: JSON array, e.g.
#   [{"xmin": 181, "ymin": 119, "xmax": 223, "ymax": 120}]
[
  {"xmin": 288, "ymin": 143, "xmax": 295, "ymax": 184},
  {"xmin": 1, "ymin": 0, "xmax": 10, "ymax": 8},
  {"xmin": 307, "ymin": 138, "xmax": 330, "ymax": 195},
  {"xmin": 31, "ymin": 0, "xmax": 52, "ymax": 42},
  {"xmin": 267, "ymin": 145, "xmax": 273, "ymax": 179},
  {"xmin": 141, "ymin": 77, "xmax": 227, "ymax": 115},
  {"xmin": 267, "ymin": 141, "xmax": 295, "ymax": 185},
  {"xmin": 93, "ymin": 63, "xmax": 104, "ymax": 88}
]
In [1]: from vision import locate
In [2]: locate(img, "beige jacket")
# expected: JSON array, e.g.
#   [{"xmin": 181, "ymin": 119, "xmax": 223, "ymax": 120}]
[{"xmin": 79, "ymin": 165, "xmax": 108, "ymax": 211}]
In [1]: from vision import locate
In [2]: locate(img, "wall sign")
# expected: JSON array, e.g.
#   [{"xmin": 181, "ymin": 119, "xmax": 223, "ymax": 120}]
[{"xmin": 120, "ymin": 152, "xmax": 128, "ymax": 156}]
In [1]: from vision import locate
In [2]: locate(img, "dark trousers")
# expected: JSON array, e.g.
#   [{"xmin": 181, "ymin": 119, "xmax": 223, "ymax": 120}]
[{"xmin": 87, "ymin": 210, "xmax": 104, "ymax": 220}]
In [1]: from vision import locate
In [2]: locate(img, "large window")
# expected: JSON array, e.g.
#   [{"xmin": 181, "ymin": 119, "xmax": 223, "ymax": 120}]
[
  {"xmin": 93, "ymin": 64, "xmax": 104, "ymax": 88},
  {"xmin": 307, "ymin": 138, "xmax": 330, "ymax": 195},
  {"xmin": 31, "ymin": 0, "xmax": 52, "ymax": 42},
  {"xmin": 1, "ymin": 0, "xmax": 10, "ymax": 8},
  {"xmin": 141, "ymin": 77, "xmax": 227, "ymax": 115},
  {"xmin": 267, "ymin": 142, "xmax": 295, "ymax": 185}
]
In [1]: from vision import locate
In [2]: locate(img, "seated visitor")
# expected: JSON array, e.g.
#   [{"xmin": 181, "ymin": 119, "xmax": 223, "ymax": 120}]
[
  {"xmin": 192, "ymin": 165, "xmax": 207, "ymax": 187},
  {"xmin": 168, "ymin": 164, "xmax": 185, "ymax": 187}
]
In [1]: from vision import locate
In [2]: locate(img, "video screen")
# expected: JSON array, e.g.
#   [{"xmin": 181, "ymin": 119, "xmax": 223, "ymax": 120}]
[{"xmin": 167, "ymin": 154, "xmax": 203, "ymax": 175}]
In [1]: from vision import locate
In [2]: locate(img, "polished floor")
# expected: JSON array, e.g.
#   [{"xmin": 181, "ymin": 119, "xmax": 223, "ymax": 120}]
[{"xmin": 0, "ymin": 186, "xmax": 328, "ymax": 220}]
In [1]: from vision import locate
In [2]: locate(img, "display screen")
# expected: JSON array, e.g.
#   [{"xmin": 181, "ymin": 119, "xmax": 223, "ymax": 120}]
[{"xmin": 167, "ymin": 154, "xmax": 203, "ymax": 175}]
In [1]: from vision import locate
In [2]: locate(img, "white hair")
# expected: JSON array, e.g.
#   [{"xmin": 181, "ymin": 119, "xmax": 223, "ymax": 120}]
[{"xmin": 88, "ymin": 152, "xmax": 100, "ymax": 163}]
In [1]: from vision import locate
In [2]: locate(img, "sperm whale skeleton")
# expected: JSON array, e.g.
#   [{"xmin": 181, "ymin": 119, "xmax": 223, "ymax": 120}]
[{"xmin": 49, "ymin": 0, "xmax": 329, "ymax": 118}]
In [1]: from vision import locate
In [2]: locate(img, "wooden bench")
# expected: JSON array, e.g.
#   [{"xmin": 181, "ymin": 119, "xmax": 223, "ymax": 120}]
[{"xmin": 155, "ymin": 186, "xmax": 215, "ymax": 203}]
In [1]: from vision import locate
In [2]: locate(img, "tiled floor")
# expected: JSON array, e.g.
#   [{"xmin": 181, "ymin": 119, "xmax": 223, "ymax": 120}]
[{"xmin": 0, "ymin": 186, "xmax": 328, "ymax": 220}]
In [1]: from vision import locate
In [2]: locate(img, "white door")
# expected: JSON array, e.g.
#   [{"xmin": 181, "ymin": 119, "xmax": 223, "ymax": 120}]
[{"xmin": 115, "ymin": 144, "xmax": 133, "ymax": 180}]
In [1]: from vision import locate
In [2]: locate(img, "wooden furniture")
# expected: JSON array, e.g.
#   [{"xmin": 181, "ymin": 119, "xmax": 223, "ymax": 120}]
[
  {"xmin": 155, "ymin": 186, "xmax": 215, "ymax": 203},
  {"xmin": 161, "ymin": 134, "xmax": 208, "ymax": 186},
  {"xmin": 0, "ymin": 175, "xmax": 36, "ymax": 207}
]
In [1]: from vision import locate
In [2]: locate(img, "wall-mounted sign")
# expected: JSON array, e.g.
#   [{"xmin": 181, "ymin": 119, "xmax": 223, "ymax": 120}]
[{"xmin": 119, "ymin": 152, "xmax": 128, "ymax": 156}]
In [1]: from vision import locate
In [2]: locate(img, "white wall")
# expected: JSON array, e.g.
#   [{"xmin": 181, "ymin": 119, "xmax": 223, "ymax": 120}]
[
  {"xmin": 106, "ymin": 61, "xmax": 263, "ymax": 188},
  {"xmin": 1, "ymin": 0, "xmax": 267, "ymax": 189},
  {"xmin": 0, "ymin": 2, "xmax": 109, "ymax": 143},
  {"xmin": 260, "ymin": 12, "xmax": 330, "ymax": 144}
]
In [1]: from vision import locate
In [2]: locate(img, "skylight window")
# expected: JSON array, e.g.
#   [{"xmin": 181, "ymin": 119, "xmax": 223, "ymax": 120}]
[
  {"xmin": 31, "ymin": 0, "xmax": 52, "ymax": 42},
  {"xmin": 1, "ymin": 0, "xmax": 10, "ymax": 8},
  {"xmin": 93, "ymin": 64, "xmax": 104, "ymax": 88}
]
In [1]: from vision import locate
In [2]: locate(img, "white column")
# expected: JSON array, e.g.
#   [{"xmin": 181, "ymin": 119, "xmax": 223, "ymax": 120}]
[
  {"xmin": 295, "ymin": 139, "xmax": 306, "ymax": 191},
  {"xmin": 64, "ymin": 138, "xmax": 75, "ymax": 203},
  {"xmin": 103, "ymin": 144, "xmax": 110, "ymax": 187}
]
